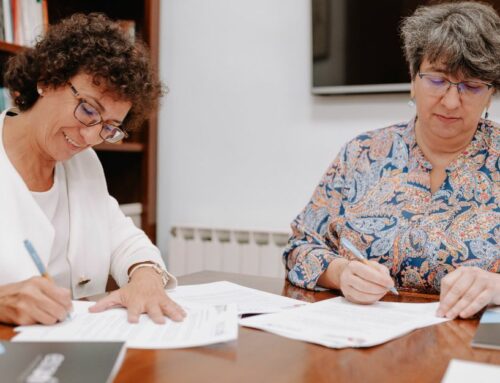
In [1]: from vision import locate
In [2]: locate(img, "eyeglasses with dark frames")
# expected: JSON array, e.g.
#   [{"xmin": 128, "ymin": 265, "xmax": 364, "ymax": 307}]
[
  {"xmin": 417, "ymin": 72, "xmax": 493, "ymax": 100},
  {"xmin": 68, "ymin": 82, "xmax": 128, "ymax": 144}
]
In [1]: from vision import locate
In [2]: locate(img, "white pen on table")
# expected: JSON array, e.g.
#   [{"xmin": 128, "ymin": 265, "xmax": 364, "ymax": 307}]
[{"xmin": 340, "ymin": 237, "xmax": 399, "ymax": 296}]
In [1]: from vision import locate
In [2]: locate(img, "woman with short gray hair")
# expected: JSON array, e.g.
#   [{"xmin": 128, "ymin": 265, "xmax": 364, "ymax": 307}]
[
  {"xmin": 401, "ymin": 1, "xmax": 499, "ymax": 87},
  {"xmin": 284, "ymin": 1, "xmax": 499, "ymax": 319}
]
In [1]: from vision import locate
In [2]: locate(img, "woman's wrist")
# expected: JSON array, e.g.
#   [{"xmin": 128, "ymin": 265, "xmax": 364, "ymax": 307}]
[
  {"xmin": 317, "ymin": 258, "xmax": 350, "ymax": 290},
  {"xmin": 128, "ymin": 266, "xmax": 164, "ymax": 288},
  {"xmin": 128, "ymin": 262, "xmax": 169, "ymax": 288}
]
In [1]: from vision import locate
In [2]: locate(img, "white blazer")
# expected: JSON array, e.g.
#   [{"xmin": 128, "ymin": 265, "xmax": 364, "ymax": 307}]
[{"xmin": 0, "ymin": 110, "xmax": 176, "ymax": 298}]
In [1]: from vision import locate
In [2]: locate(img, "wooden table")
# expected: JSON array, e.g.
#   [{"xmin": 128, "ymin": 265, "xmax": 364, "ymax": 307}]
[{"xmin": 1, "ymin": 271, "xmax": 499, "ymax": 383}]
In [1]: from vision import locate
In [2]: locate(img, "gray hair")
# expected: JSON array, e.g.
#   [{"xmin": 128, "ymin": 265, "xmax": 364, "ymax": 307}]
[{"xmin": 400, "ymin": 1, "xmax": 500, "ymax": 89}]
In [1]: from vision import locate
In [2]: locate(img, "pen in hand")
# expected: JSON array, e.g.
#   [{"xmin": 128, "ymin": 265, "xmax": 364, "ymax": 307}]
[
  {"xmin": 340, "ymin": 237, "xmax": 399, "ymax": 296},
  {"xmin": 23, "ymin": 239, "xmax": 53, "ymax": 281},
  {"xmin": 23, "ymin": 239, "xmax": 73, "ymax": 320}
]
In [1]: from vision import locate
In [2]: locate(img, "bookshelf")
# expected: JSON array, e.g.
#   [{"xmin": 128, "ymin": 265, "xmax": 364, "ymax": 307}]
[{"xmin": 0, "ymin": 0, "xmax": 160, "ymax": 242}]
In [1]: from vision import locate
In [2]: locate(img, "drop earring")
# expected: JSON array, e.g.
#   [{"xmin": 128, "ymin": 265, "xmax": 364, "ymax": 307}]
[{"xmin": 484, "ymin": 109, "xmax": 489, "ymax": 120}]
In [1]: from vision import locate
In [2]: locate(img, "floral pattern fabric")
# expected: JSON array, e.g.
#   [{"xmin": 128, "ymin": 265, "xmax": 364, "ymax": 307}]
[{"xmin": 284, "ymin": 118, "xmax": 499, "ymax": 293}]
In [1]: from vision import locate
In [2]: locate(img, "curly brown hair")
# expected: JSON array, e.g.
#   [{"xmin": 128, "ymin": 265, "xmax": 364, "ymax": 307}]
[{"xmin": 4, "ymin": 12, "xmax": 163, "ymax": 130}]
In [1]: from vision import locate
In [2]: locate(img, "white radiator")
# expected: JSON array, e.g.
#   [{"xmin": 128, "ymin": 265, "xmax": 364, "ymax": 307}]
[{"xmin": 167, "ymin": 226, "xmax": 290, "ymax": 278}]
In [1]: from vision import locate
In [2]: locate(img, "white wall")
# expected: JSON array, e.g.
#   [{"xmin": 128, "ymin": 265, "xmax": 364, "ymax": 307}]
[{"xmin": 157, "ymin": 0, "xmax": 499, "ymax": 257}]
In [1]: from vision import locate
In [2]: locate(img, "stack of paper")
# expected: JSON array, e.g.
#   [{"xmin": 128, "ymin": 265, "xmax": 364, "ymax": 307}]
[
  {"xmin": 12, "ymin": 281, "xmax": 305, "ymax": 349},
  {"xmin": 13, "ymin": 282, "xmax": 451, "ymax": 350},
  {"xmin": 168, "ymin": 281, "xmax": 307, "ymax": 315},
  {"xmin": 14, "ymin": 301, "xmax": 238, "ymax": 349},
  {"xmin": 240, "ymin": 297, "xmax": 450, "ymax": 348}
]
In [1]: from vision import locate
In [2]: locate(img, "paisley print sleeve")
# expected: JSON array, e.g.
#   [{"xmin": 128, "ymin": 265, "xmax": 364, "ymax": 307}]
[{"xmin": 283, "ymin": 145, "xmax": 350, "ymax": 290}]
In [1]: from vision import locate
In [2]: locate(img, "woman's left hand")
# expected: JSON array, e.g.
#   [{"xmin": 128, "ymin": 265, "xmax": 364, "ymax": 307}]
[
  {"xmin": 89, "ymin": 268, "xmax": 186, "ymax": 324},
  {"xmin": 437, "ymin": 267, "xmax": 500, "ymax": 319}
]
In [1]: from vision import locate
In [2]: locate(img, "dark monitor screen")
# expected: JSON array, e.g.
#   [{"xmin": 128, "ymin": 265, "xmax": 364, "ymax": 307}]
[{"xmin": 312, "ymin": 0, "xmax": 500, "ymax": 95}]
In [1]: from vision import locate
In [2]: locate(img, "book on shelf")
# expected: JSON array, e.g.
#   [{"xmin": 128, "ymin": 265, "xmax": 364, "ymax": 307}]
[
  {"xmin": 0, "ymin": 1, "xmax": 5, "ymax": 41},
  {"xmin": 1, "ymin": 7, "xmax": 134, "ymax": 47},
  {"xmin": 1, "ymin": 0, "xmax": 48, "ymax": 46},
  {"xmin": 1, "ymin": 0, "xmax": 13, "ymax": 43},
  {"xmin": 0, "ymin": 341, "xmax": 126, "ymax": 383}
]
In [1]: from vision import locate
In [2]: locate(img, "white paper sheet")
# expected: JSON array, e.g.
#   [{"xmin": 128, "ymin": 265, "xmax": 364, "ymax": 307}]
[
  {"xmin": 168, "ymin": 281, "xmax": 307, "ymax": 315},
  {"xmin": 240, "ymin": 297, "xmax": 450, "ymax": 348},
  {"xmin": 13, "ymin": 301, "xmax": 238, "ymax": 349},
  {"xmin": 441, "ymin": 359, "xmax": 500, "ymax": 383}
]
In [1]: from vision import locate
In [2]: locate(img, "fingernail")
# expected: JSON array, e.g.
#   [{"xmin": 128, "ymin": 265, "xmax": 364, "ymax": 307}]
[
  {"xmin": 177, "ymin": 310, "xmax": 187, "ymax": 321},
  {"xmin": 176, "ymin": 307, "xmax": 186, "ymax": 317},
  {"xmin": 436, "ymin": 310, "xmax": 443, "ymax": 317}
]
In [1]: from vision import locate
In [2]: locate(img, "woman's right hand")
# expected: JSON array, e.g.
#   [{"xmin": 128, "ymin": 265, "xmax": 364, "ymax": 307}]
[
  {"xmin": 339, "ymin": 260, "xmax": 395, "ymax": 304},
  {"xmin": 0, "ymin": 277, "xmax": 72, "ymax": 325}
]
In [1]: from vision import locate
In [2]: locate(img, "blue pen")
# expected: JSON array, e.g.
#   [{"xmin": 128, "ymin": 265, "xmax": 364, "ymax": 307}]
[
  {"xmin": 340, "ymin": 237, "xmax": 399, "ymax": 295},
  {"xmin": 23, "ymin": 239, "xmax": 74, "ymax": 320},
  {"xmin": 23, "ymin": 239, "xmax": 53, "ymax": 281}
]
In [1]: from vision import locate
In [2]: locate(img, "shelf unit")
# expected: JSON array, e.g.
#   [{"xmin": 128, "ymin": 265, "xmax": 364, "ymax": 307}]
[
  {"xmin": 0, "ymin": 0, "xmax": 160, "ymax": 242},
  {"xmin": 0, "ymin": 41, "xmax": 23, "ymax": 54}
]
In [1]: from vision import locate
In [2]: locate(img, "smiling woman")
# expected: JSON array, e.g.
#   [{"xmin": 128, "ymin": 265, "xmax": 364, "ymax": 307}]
[
  {"xmin": 10, "ymin": 73, "xmax": 134, "ymax": 164},
  {"xmin": 0, "ymin": 13, "xmax": 186, "ymax": 326},
  {"xmin": 284, "ymin": 1, "xmax": 499, "ymax": 320}
]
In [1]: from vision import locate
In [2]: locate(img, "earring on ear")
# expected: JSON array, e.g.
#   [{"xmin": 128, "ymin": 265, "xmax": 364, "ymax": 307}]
[
  {"xmin": 408, "ymin": 98, "xmax": 416, "ymax": 107},
  {"xmin": 484, "ymin": 108, "xmax": 489, "ymax": 120},
  {"xmin": 37, "ymin": 88, "xmax": 43, "ymax": 96}
]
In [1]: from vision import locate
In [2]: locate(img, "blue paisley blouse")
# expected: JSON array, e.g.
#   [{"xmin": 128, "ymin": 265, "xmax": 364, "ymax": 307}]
[{"xmin": 284, "ymin": 118, "xmax": 499, "ymax": 293}]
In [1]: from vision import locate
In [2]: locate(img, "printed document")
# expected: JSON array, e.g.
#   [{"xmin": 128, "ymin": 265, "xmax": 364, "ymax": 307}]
[
  {"xmin": 240, "ymin": 297, "xmax": 450, "ymax": 348},
  {"xmin": 168, "ymin": 281, "xmax": 307, "ymax": 314},
  {"xmin": 13, "ymin": 300, "xmax": 238, "ymax": 349},
  {"xmin": 441, "ymin": 359, "xmax": 500, "ymax": 383}
]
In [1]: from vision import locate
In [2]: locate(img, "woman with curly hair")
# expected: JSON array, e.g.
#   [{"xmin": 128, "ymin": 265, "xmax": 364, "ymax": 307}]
[{"xmin": 0, "ymin": 13, "xmax": 185, "ymax": 325}]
